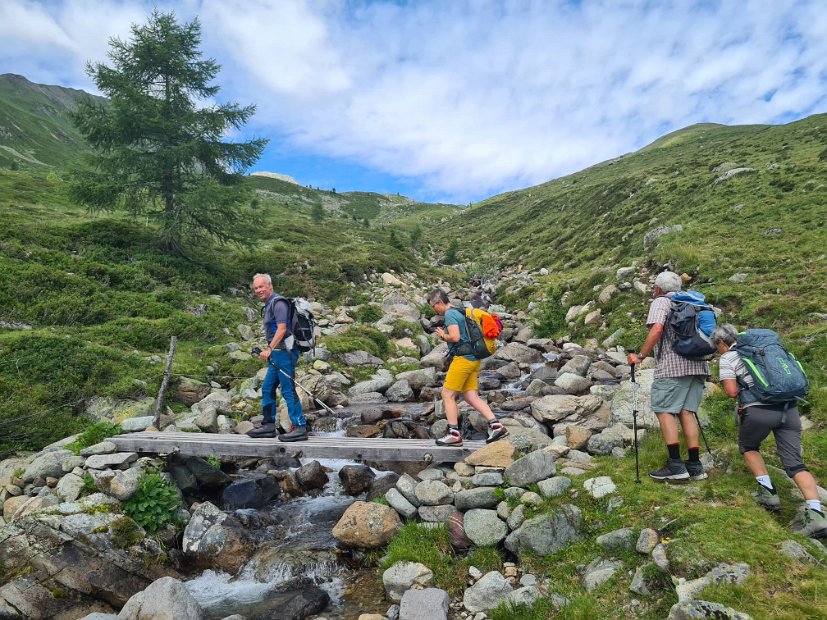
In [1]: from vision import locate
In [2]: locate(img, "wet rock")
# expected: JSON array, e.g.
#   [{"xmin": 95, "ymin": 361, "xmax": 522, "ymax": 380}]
[
  {"xmin": 367, "ymin": 473, "xmax": 400, "ymax": 501},
  {"xmin": 296, "ymin": 460, "xmax": 329, "ymax": 490},
  {"xmin": 339, "ymin": 465, "xmax": 376, "ymax": 496},
  {"xmin": 260, "ymin": 587, "xmax": 330, "ymax": 620},
  {"xmin": 222, "ymin": 473, "xmax": 279, "ymax": 509},
  {"xmin": 118, "ymin": 576, "xmax": 204, "ymax": 619},
  {"xmin": 182, "ymin": 502, "xmax": 254, "ymax": 574},
  {"xmin": 332, "ymin": 501, "xmax": 401, "ymax": 548}
]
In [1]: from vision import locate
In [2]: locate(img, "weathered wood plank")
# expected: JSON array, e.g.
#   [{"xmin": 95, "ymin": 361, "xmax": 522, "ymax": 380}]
[{"xmin": 110, "ymin": 432, "xmax": 486, "ymax": 463}]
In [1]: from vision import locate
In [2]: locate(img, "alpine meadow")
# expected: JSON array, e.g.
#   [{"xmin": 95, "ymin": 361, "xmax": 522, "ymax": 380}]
[{"xmin": 1, "ymin": 12, "xmax": 826, "ymax": 619}]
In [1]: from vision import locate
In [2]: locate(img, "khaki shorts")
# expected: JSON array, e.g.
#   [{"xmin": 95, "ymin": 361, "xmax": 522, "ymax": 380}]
[
  {"xmin": 651, "ymin": 376, "xmax": 705, "ymax": 414},
  {"xmin": 444, "ymin": 356, "xmax": 481, "ymax": 392}
]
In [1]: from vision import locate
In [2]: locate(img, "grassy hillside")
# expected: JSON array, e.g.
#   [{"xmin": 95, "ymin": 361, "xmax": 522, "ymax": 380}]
[
  {"xmin": 442, "ymin": 115, "xmax": 827, "ymax": 447},
  {"xmin": 246, "ymin": 174, "xmax": 462, "ymax": 228},
  {"xmin": 0, "ymin": 73, "xmax": 101, "ymax": 168},
  {"xmin": 0, "ymin": 166, "xmax": 453, "ymax": 454}
]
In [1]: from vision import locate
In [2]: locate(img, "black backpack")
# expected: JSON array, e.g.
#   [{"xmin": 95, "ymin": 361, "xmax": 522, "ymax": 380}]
[
  {"xmin": 668, "ymin": 291, "xmax": 717, "ymax": 360},
  {"xmin": 448, "ymin": 306, "xmax": 492, "ymax": 360}
]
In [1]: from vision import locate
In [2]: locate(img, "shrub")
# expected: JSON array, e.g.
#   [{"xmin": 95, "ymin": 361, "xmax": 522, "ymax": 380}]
[
  {"xmin": 353, "ymin": 304, "xmax": 382, "ymax": 323},
  {"xmin": 123, "ymin": 472, "xmax": 181, "ymax": 534},
  {"xmin": 66, "ymin": 421, "xmax": 123, "ymax": 455},
  {"xmin": 533, "ymin": 287, "xmax": 567, "ymax": 338}
]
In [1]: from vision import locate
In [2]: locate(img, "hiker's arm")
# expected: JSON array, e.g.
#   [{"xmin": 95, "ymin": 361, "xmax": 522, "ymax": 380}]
[
  {"xmin": 627, "ymin": 323, "xmax": 663, "ymax": 365},
  {"xmin": 435, "ymin": 324, "xmax": 461, "ymax": 343},
  {"xmin": 720, "ymin": 378, "xmax": 739, "ymax": 398},
  {"xmin": 260, "ymin": 323, "xmax": 287, "ymax": 360}
]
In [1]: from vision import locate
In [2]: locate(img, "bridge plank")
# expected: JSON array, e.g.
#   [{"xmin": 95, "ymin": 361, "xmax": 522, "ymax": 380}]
[{"xmin": 110, "ymin": 432, "xmax": 486, "ymax": 463}]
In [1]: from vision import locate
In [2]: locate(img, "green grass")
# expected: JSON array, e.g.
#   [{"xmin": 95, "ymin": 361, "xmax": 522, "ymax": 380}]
[{"xmin": 380, "ymin": 392, "xmax": 827, "ymax": 619}]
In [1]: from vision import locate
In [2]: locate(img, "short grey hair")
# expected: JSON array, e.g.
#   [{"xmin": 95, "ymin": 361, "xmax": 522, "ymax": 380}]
[
  {"xmin": 711, "ymin": 323, "xmax": 738, "ymax": 346},
  {"xmin": 654, "ymin": 271, "xmax": 682, "ymax": 293},
  {"xmin": 253, "ymin": 273, "xmax": 271, "ymax": 285},
  {"xmin": 427, "ymin": 288, "xmax": 449, "ymax": 305}
]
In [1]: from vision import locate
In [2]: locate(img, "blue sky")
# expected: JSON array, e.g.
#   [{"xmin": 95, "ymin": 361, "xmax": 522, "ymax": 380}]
[{"xmin": 2, "ymin": 1, "xmax": 827, "ymax": 204}]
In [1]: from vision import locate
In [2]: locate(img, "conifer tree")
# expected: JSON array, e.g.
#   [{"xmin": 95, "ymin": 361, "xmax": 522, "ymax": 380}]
[{"xmin": 69, "ymin": 10, "xmax": 266, "ymax": 253}]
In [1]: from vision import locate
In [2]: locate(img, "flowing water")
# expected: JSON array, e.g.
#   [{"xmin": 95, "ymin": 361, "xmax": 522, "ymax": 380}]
[{"xmin": 184, "ymin": 432, "xmax": 396, "ymax": 618}]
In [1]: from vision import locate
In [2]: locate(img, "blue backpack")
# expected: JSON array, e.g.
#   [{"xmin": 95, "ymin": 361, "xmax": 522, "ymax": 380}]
[
  {"xmin": 668, "ymin": 290, "xmax": 717, "ymax": 360},
  {"xmin": 732, "ymin": 329, "xmax": 808, "ymax": 404}
]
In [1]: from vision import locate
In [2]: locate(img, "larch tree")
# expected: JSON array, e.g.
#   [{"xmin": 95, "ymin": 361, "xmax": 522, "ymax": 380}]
[{"xmin": 69, "ymin": 10, "xmax": 267, "ymax": 253}]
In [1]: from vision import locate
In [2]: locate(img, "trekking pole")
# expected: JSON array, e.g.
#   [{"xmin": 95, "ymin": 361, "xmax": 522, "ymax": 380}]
[
  {"xmin": 275, "ymin": 366, "xmax": 338, "ymax": 417},
  {"xmin": 631, "ymin": 363, "xmax": 641, "ymax": 484},
  {"xmin": 693, "ymin": 411, "xmax": 713, "ymax": 457}
]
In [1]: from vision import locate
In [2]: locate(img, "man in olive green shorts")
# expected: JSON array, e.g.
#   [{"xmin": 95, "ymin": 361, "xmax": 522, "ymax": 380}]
[
  {"xmin": 627, "ymin": 271, "xmax": 708, "ymax": 481},
  {"xmin": 427, "ymin": 289, "xmax": 508, "ymax": 447}
]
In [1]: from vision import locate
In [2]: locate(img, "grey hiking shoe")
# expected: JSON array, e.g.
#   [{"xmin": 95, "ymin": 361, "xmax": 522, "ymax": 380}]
[
  {"xmin": 649, "ymin": 459, "xmax": 690, "ymax": 482},
  {"xmin": 247, "ymin": 423, "xmax": 277, "ymax": 438},
  {"xmin": 790, "ymin": 506, "xmax": 827, "ymax": 539},
  {"xmin": 685, "ymin": 460, "xmax": 708, "ymax": 480},
  {"xmin": 753, "ymin": 484, "xmax": 781, "ymax": 512},
  {"xmin": 278, "ymin": 425, "xmax": 308, "ymax": 442}
]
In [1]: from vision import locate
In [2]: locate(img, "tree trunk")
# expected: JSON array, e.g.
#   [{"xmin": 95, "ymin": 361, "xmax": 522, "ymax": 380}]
[{"xmin": 153, "ymin": 336, "xmax": 177, "ymax": 429}]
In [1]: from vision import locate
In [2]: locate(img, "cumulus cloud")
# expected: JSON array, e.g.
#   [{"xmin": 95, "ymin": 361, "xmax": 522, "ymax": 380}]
[{"xmin": 2, "ymin": 0, "xmax": 826, "ymax": 202}]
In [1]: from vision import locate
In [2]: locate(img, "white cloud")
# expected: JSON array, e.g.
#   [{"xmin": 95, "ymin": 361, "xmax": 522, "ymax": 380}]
[{"xmin": 1, "ymin": 0, "xmax": 826, "ymax": 202}]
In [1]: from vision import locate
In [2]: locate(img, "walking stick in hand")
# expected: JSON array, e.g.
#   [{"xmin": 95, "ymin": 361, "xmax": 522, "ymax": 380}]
[{"xmin": 631, "ymin": 363, "xmax": 641, "ymax": 484}]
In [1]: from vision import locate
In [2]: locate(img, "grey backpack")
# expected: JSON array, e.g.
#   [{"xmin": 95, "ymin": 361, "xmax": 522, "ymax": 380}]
[{"xmin": 732, "ymin": 329, "xmax": 808, "ymax": 404}]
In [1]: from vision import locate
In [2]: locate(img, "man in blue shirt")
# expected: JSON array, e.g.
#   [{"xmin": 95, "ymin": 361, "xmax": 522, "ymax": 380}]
[{"xmin": 248, "ymin": 273, "xmax": 307, "ymax": 442}]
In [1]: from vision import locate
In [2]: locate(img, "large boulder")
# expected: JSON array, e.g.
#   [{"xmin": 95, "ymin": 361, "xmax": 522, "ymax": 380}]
[
  {"xmin": 610, "ymin": 369, "xmax": 658, "ymax": 428},
  {"xmin": 504, "ymin": 449, "xmax": 556, "ymax": 487},
  {"xmin": 331, "ymin": 501, "xmax": 401, "ymax": 548},
  {"xmin": 380, "ymin": 292, "xmax": 421, "ymax": 323},
  {"xmin": 505, "ymin": 505, "xmax": 583, "ymax": 558},
  {"xmin": 495, "ymin": 342, "xmax": 544, "ymax": 364},
  {"xmin": 22, "ymin": 449, "xmax": 74, "ymax": 483},
  {"xmin": 221, "ymin": 473, "xmax": 280, "ymax": 509},
  {"xmin": 182, "ymin": 502, "xmax": 254, "ymax": 574},
  {"xmin": 117, "ymin": 576, "xmax": 203, "ymax": 620},
  {"xmin": 339, "ymin": 465, "xmax": 376, "ymax": 496},
  {"xmin": 172, "ymin": 377, "xmax": 210, "ymax": 406},
  {"xmin": 399, "ymin": 587, "xmax": 450, "ymax": 620},
  {"xmin": 395, "ymin": 367, "xmax": 437, "ymax": 391},
  {"xmin": 463, "ymin": 509, "xmax": 508, "ymax": 546},
  {"xmin": 462, "ymin": 571, "xmax": 513, "ymax": 614}
]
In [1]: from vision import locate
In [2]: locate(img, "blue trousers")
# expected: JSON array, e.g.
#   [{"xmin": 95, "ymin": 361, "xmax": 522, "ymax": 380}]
[{"xmin": 261, "ymin": 349, "xmax": 305, "ymax": 428}]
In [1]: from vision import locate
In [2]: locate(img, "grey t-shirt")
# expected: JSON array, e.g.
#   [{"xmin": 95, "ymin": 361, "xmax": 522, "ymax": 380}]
[{"xmin": 263, "ymin": 295, "xmax": 292, "ymax": 347}]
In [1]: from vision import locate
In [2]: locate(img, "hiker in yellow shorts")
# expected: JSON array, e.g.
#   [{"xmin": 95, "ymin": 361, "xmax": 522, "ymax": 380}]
[{"xmin": 427, "ymin": 289, "xmax": 508, "ymax": 446}]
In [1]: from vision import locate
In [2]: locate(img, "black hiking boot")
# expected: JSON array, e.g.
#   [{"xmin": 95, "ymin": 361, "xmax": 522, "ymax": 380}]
[
  {"xmin": 247, "ymin": 423, "xmax": 277, "ymax": 438},
  {"xmin": 649, "ymin": 458, "xmax": 690, "ymax": 482},
  {"xmin": 278, "ymin": 425, "xmax": 308, "ymax": 442},
  {"xmin": 685, "ymin": 460, "xmax": 708, "ymax": 480}
]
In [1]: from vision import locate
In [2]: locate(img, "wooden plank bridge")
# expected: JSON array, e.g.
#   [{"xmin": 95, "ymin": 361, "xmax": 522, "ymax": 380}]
[{"xmin": 110, "ymin": 432, "xmax": 487, "ymax": 463}]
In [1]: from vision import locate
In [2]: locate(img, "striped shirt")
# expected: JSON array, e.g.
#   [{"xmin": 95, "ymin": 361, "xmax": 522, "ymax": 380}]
[{"xmin": 647, "ymin": 295, "xmax": 709, "ymax": 379}]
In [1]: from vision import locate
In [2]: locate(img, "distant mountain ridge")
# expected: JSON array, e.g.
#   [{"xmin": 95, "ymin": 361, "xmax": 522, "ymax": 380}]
[{"xmin": 0, "ymin": 73, "xmax": 104, "ymax": 167}]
